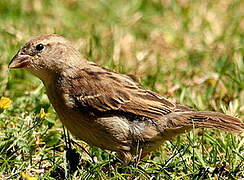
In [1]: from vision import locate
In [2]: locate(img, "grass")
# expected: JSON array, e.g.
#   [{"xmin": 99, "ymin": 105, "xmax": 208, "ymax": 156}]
[{"xmin": 0, "ymin": 0, "xmax": 243, "ymax": 179}]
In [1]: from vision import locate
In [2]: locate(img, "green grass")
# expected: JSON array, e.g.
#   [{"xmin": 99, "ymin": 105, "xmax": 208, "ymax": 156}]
[{"xmin": 0, "ymin": 0, "xmax": 243, "ymax": 179}]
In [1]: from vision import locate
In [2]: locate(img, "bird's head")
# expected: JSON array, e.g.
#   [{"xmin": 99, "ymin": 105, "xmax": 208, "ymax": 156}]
[{"xmin": 9, "ymin": 34, "xmax": 83, "ymax": 82}]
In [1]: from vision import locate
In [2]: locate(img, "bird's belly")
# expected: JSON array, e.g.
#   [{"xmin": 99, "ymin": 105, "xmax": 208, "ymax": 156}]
[{"xmin": 57, "ymin": 108, "xmax": 132, "ymax": 151}]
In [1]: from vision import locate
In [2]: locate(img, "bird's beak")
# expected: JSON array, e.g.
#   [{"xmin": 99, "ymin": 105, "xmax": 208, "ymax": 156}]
[{"xmin": 8, "ymin": 53, "xmax": 32, "ymax": 69}]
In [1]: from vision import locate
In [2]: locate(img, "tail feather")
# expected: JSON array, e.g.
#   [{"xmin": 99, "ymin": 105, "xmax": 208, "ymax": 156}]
[{"xmin": 165, "ymin": 111, "xmax": 244, "ymax": 133}]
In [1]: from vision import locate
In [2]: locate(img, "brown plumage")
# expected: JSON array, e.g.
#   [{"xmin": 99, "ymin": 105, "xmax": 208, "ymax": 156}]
[{"xmin": 9, "ymin": 34, "xmax": 244, "ymax": 162}]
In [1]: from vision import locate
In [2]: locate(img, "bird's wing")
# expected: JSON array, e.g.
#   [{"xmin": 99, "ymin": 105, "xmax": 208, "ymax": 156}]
[{"xmin": 63, "ymin": 64, "xmax": 180, "ymax": 120}]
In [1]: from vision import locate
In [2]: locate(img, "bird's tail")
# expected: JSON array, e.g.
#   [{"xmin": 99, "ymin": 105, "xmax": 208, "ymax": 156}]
[{"xmin": 163, "ymin": 111, "xmax": 243, "ymax": 137}]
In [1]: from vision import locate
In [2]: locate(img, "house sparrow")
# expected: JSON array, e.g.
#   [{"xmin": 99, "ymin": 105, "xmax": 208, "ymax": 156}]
[{"xmin": 9, "ymin": 34, "xmax": 244, "ymax": 162}]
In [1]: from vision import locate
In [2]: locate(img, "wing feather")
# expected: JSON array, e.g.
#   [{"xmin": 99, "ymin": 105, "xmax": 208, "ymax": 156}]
[{"xmin": 61, "ymin": 64, "xmax": 187, "ymax": 120}]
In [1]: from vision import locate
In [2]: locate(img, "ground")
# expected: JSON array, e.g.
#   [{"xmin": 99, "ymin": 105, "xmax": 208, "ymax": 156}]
[{"xmin": 0, "ymin": 0, "xmax": 243, "ymax": 179}]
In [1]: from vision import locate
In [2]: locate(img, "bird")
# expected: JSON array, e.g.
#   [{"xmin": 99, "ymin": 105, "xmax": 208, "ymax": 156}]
[{"xmin": 8, "ymin": 34, "xmax": 244, "ymax": 163}]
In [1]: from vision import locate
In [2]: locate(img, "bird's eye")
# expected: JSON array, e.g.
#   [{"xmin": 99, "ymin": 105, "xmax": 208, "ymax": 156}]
[{"xmin": 35, "ymin": 44, "xmax": 44, "ymax": 51}]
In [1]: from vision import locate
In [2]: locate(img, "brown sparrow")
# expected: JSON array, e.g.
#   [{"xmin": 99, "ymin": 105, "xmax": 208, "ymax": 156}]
[{"xmin": 9, "ymin": 34, "xmax": 244, "ymax": 162}]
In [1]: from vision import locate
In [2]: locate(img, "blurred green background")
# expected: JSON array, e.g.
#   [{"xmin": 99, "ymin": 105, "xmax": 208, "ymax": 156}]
[{"xmin": 0, "ymin": 0, "xmax": 243, "ymax": 179}]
